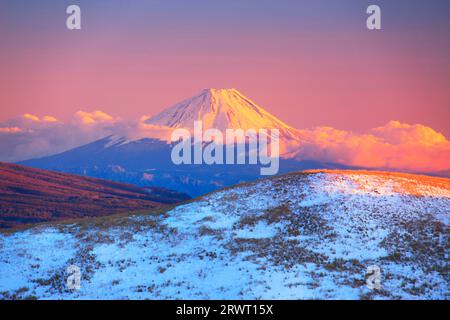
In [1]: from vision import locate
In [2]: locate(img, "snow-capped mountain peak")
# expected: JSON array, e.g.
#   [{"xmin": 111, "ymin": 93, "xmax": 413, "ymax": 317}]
[{"xmin": 146, "ymin": 88, "xmax": 297, "ymax": 134}]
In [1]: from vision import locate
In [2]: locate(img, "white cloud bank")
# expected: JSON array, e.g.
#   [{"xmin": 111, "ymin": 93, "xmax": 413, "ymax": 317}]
[{"xmin": 0, "ymin": 112, "xmax": 449, "ymax": 174}]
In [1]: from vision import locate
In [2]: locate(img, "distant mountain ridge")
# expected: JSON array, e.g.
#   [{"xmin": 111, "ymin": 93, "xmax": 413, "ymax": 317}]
[
  {"xmin": 0, "ymin": 162, "xmax": 189, "ymax": 229},
  {"xmin": 20, "ymin": 135, "xmax": 354, "ymax": 196}
]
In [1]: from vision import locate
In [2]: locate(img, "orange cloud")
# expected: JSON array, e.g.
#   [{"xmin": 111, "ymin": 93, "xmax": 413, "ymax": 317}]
[
  {"xmin": 0, "ymin": 127, "xmax": 22, "ymax": 133},
  {"xmin": 296, "ymin": 121, "xmax": 450, "ymax": 173},
  {"xmin": 370, "ymin": 121, "xmax": 447, "ymax": 146},
  {"xmin": 42, "ymin": 115, "xmax": 59, "ymax": 123},
  {"xmin": 22, "ymin": 114, "xmax": 60, "ymax": 123},
  {"xmin": 22, "ymin": 113, "xmax": 40, "ymax": 122},
  {"xmin": 75, "ymin": 110, "xmax": 115, "ymax": 125}
]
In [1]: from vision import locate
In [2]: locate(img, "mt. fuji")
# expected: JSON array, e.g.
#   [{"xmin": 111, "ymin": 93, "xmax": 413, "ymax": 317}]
[
  {"xmin": 20, "ymin": 89, "xmax": 349, "ymax": 196},
  {"xmin": 147, "ymin": 88, "xmax": 301, "ymax": 137},
  {"xmin": 144, "ymin": 88, "xmax": 303, "ymax": 154}
]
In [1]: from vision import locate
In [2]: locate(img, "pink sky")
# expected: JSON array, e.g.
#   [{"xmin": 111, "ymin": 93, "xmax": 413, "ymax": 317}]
[
  {"xmin": 1, "ymin": 1, "xmax": 449, "ymax": 136},
  {"xmin": 0, "ymin": 1, "xmax": 449, "ymax": 172}
]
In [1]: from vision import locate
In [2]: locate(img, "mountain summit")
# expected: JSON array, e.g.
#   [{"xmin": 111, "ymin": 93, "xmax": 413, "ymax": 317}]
[{"xmin": 146, "ymin": 88, "xmax": 299, "ymax": 137}]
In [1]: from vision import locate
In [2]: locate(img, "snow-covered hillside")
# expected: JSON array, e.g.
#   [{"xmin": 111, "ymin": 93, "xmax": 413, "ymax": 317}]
[{"xmin": 0, "ymin": 170, "xmax": 448, "ymax": 299}]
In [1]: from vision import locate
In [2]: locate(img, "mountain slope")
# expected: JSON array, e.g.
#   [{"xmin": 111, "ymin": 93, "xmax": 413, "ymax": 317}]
[
  {"xmin": 21, "ymin": 133, "xmax": 352, "ymax": 197},
  {"xmin": 146, "ymin": 88, "xmax": 303, "ymax": 154},
  {"xmin": 0, "ymin": 170, "xmax": 448, "ymax": 299},
  {"xmin": 147, "ymin": 88, "xmax": 299, "ymax": 136},
  {"xmin": 0, "ymin": 162, "xmax": 189, "ymax": 229}
]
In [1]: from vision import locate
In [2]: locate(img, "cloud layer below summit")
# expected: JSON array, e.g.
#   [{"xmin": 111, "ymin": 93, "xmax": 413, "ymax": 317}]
[
  {"xmin": 295, "ymin": 121, "xmax": 450, "ymax": 173},
  {"xmin": 1, "ymin": 110, "xmax": 448, "ymax": 174}
]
